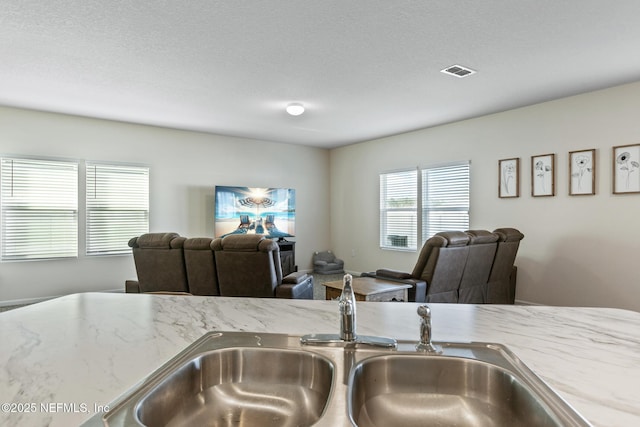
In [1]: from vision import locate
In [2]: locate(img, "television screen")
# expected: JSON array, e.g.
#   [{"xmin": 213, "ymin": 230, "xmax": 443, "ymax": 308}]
[{"xmin": 214, "ymin": 186, "xmax": 295, "ymax": 239}]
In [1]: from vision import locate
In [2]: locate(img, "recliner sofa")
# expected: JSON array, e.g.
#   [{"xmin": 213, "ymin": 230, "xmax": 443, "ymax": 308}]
[
  {"xmin": 363, "ymin": 228, "xmax": 524, "ymax": 304},
  {"xmin": 126, "ymin": 232, "xmax": 313, "ymax": 299}
]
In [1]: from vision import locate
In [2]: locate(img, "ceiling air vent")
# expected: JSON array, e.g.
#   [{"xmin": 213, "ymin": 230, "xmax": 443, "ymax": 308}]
[{"xmin": 441, "ymin": 65, "xmax": 476, "ymax": 78}]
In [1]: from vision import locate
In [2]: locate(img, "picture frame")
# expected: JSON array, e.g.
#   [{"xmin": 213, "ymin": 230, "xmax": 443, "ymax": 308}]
[
  {"xmin": 569, "ymin": 149, "xmax": 596, "ymax": 196},
  {"xmin": 531, "ymin": 153, "xmax": 555, "ymax": 197},
  {"xmin": 612, "ymin": 144, "xmax": 640, "ymax": 194},
  {"xmin": 498, "ymin": 158, "xmax": 519, "ymax": 198}
]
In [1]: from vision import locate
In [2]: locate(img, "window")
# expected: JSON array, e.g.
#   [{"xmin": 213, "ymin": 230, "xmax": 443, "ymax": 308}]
[
  {"xmin": 86, "ymin": 163, "xmax": 149, "ymax": 255},
  {"xmin": 380, "ymin": 162, "xmax": 470, "ymax": 251},
  {"xmin": 380, "ymin": 169, "xmax": 418, "ymax": 250},
  {"xmin": 1, "ymin": 157, "xmax": 78, "ymax": 260},
  {"xmin": 422, "ymin": 162, "xmax": 470, "ymax": 239}
]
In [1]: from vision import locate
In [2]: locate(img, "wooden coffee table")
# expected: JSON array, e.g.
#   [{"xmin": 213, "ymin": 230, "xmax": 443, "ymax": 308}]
[{"xmin": 322, "ymin": 277, "xmax": 412, "ymax": 302}]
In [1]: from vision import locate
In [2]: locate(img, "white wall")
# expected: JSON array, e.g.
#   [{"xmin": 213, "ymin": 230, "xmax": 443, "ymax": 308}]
[
  {"xmin": 330, "ymin": 81, "xmax": 640, "ymax": 312},
  {"xmin": 0, "ymin": 107, "xmax": 330, "ymax": 304}
]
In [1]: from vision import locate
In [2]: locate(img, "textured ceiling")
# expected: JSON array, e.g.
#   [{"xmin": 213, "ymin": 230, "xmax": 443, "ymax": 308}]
[{"xmin": 2, "ymin": 1, "xmax": 640, "ymax": 148}]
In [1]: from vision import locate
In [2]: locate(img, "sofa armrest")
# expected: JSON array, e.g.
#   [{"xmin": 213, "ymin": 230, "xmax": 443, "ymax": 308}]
[
  {"xmin": 399, "ymin": 279, "xmax": 427, "ymax": 303},
  {"xmin": 277, "ymin": 275, "xmax": 314, "ymax": 299},
  {"xmin": 375, "ymin": 268, "xmax": 413, "ymax": 280},
  {"xmin": 283, "ymin": 271, "xmax": 309, "ymax": 284}
]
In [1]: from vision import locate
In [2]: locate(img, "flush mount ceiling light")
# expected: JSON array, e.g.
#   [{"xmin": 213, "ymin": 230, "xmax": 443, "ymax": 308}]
[
  {"xmin": 441, "ymin": 64, "xmax": 476, "ymax": 78},
  {"xmin": 286, "ymin": 103, "xmax": 305, "ymax": 116}
]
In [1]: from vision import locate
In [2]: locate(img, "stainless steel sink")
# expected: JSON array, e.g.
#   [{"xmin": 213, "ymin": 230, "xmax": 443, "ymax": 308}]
[
  {"xmin": 82, "ymin": 333, "xmax": 591, "ymax": 427},
  {"xmin": 88, "ymin": 332, "xmax": 335, "ymax": 427},
  {"xmin": 136, "ymin": 347, "xmax": 333, "ymax": 427},
  {"xmin": 348, "ymin": 349, "xmax": 579, "ymax": 427}
]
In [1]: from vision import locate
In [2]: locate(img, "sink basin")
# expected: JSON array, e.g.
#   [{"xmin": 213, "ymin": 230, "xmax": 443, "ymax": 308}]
[
  {"xmin": 82, "ymin": 333, "xmax": 590, "ymax": 427},
  {"xmin": 136, "ymin": 347, "xmax": 333, "ymax": 427},
  {"xmin": 90, "ymin": 332, "xmax": 334, "ymax": 427},
  {"xmin": 348, "ymin": 344, "xmax": 590, "ymax": 427}
]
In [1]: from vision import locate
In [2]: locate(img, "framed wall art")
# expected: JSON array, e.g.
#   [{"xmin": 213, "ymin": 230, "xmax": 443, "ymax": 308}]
[
  {"xmin": 569, "ymin": 149, "xmax": 595, "ymax": 196},
  {"xmin": 531, "ymin": 153, "xmax": 555, "ymax": 197},
  {"xmin": 498, "ymin": 158, "xmax": 519, "ymax": 198},
  {"xmin": 613, "ymin": 144, "xmax": 640, "ymax": 194}
]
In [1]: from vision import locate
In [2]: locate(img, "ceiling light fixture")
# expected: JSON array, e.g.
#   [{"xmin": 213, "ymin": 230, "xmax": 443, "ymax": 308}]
[{"xmin": 286, "ymin": 103, "xmax": 305, "ymax": 116}]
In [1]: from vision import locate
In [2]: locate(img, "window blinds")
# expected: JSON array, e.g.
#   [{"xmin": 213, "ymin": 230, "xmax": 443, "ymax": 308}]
[
  {"xmin": 86, "ymin": 163, "xmax": 149, "ymax": 255},
  {"xmin": 1, "ymin": 158, "xmax": 78, "ymax": 260},
  {"xmin": 421, "ymin": 162, "xmax": 470, "ymax": 239},
  {"xmin": 379, "ymin": 162, "xmax": 470, "ymax": 252},
  {"xmin": 379, "ymin": 169, "xmax": 418, "ymax": 250}
]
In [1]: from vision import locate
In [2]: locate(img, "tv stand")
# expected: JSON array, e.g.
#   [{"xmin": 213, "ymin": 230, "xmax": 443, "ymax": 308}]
[{"xmin": 277, "ymin": 240, "xmax": 296, "ymax": 276}]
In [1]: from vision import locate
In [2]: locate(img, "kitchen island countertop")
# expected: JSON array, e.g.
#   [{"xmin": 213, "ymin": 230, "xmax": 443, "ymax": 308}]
[{"xmin": 1, "ymin": 292, "xmax": 639, "ymax": 426}]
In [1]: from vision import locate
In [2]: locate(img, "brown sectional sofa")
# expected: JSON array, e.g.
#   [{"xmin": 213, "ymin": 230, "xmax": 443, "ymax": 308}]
[
  {"xmin": 126, "ymin": 233, "xmax": 313, "ymax": 299},
  {"xmin": 363, "ymin": 228, "xmax": 524, "ymax": 304}
]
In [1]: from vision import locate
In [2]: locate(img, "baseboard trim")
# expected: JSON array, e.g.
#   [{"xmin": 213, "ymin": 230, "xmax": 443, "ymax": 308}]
[{"xmin": 514, "ymin": 299, "xmax": 542, "ymax": 306}]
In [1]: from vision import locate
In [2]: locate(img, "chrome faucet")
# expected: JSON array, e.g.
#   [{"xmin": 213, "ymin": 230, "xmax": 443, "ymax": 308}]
[
  {"xmin": 416, "ymin": 305, "xmax": 441, "ymax": 353},
  {"xmin": 300, "ymin": 273, "xmax": 396, "ymax": 349},
  {"xmin": 339, "ymin": 274, "xmax": 357, "ymax": 341}
]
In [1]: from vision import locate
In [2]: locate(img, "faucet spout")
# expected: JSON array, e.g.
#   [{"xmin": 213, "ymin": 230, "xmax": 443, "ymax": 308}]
[
  {"xmin": 339, "ymin": 274, "xmax": 357, "ymax": 341},
  {"xmin": 300, "ymin": 273, "xmax": 396, "ymax": 349},
  {"xmin": 416, "ymin": 305, "xmax": 441, "ymax": 353}
]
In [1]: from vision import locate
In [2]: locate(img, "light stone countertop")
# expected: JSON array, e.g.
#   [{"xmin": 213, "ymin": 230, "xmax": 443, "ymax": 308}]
[{"xmin": 1, "ymin": 292, "xmax": 639, "ymax": 426}]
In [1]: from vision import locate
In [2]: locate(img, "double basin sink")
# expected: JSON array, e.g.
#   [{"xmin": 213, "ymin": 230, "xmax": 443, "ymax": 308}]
[{"xmin": 83, "ymin": 331, "xmax": 591, "ymax": 426}]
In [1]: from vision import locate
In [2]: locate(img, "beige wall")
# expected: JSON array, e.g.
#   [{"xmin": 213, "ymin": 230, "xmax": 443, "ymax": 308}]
[
  {"xmin": 3, "ymin": 80, "xmax": 640, "ymax": 311},
  {"xmin": 330, "ymin": 81, "xmax": 640, "ymax": 311},
  {"xmin": 0, "ymin": 107, "xmax": 330, "ymax": 304}
]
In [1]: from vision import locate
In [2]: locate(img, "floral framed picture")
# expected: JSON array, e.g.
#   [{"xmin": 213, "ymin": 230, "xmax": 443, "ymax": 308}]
[
  {"xmin": 498, "ymin": 158, "xmax": 519, "ymax": 198},
  {"xmin": 613, "ymin": 144, "xmax": 640, "ymax": 194},
  {"xmin": 569, "ymin": 149, "xmax": 596, "ymax": 195},
  {"xmin": 531, "ymin": 153, "xmax": 555, "ymax": 197}
]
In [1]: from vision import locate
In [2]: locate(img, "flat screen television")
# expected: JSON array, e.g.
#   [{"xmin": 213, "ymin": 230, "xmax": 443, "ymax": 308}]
[{"xmin": 214, "ymin": 186, "xmax": 295, "ymax": 239}]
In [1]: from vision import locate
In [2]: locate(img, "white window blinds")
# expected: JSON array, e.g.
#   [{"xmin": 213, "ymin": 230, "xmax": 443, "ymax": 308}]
[
  {"xmin": 421, "ymin": 162, "xmax": 470, "ymax": 239},
  {"xmin": 86, "ymin": 163, "xmax": 149, "ymax": 255},
  {"xmin": 1, "ymin": 158, "xmax": 78, "ymax": 260},
  {"xmin": 380, "ymin": 169, "xmax": 418, "ymax": 250}
]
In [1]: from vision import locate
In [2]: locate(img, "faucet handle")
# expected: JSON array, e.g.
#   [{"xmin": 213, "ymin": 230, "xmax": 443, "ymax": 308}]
[{"xmin": 416, "ymin": 305, "xmax": 441, "ymax": 353}]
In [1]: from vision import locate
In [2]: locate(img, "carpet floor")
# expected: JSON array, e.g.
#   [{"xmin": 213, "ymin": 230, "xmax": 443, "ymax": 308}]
[{"xmin": 310, "ymin": 272, "xmax": 349, "ymax": 300}]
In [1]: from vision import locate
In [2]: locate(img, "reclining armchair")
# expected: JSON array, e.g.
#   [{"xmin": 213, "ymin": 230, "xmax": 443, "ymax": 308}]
[
  {"xmin": 211, "ymin": 234, "xmax": 314, "ymax": 299},
  {"xmin": 363, "ymin": 231, "xmax": 471, "ymax": 303},
  {"xmin": 126, "ymin": 232, "xmax": 190, "ymax": 293}
]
